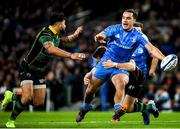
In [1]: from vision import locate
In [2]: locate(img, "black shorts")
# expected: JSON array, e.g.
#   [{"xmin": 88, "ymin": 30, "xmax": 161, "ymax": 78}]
[
  {"xmin": 125, "ymin": 67, "xmax": 146, "ymax": 98},
  {"xmin": 19, "ymin": 60, "xmax": 46, "ymax": 88}
]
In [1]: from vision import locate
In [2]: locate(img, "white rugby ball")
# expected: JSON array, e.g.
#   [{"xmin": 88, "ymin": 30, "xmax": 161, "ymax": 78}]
[{"xmin": 160, "ymin": 54, "xmax": 178, "ymax": 72}]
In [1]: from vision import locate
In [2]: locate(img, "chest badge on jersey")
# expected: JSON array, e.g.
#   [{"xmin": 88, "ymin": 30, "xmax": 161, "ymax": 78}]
[
  {"xmin": 137, "ymin": 48, "xmax": 143, "ymax": 54},
  {"xmin": 115, "ymin": 34, "xmax": 120, "ymax": 38}
]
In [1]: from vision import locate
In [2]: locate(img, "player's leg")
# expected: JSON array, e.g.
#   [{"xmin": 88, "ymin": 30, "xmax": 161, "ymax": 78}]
[
  {"xmin": 1, "ymin": 86, "xmax": 22, "ymax": 110},
  {"xmin": 112, "ymin": 94, "xmax": 136, "ymax": 121},
  {"xmin": 1, "ymin": 90, "xmax": 14, "ymax": 110},
  {"xmin": 6, "ymin": 81, "xmax": 33, "ymax": 128},
  {"xmin": 124, "ymin": 84, "xmax": 159, "ymax": 119},
  {"xmin": 111, "ymin": 73, "xmax": 129, "ymax": 115},
  {"xmin": 76, "ymin": 63, "xmax": 110, "ymax": 123},
  {"xmin": 31, "ymin": 75, "xmax": 46, "ymax": 112},
  {"xmin": 33, "ymin": 84, "xmax": 46, "ymax": 107},
  {"xmin": 76, "ymin": 75, "xmax": 103, "ymax": 122},
  {"xmin": 100, "ymin": 81, "xmax": 109, "ymax": 111}
]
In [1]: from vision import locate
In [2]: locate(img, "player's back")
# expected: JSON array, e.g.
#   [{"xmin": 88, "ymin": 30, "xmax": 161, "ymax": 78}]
[
  {"xmin": 132, "ymin": 44, "xmax": 148, "ymax": 76},
  {"xmin": 24, "ymin": 27, "xmax": 60, "ymax": 72}
]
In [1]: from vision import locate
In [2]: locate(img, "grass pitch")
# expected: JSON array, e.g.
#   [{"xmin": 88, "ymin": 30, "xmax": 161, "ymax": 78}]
[{"xmin": 0, "ymin": 111, "xmax": 180, "ymax": 128}]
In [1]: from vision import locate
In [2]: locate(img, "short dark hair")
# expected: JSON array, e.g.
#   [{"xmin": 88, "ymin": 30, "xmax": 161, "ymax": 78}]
[
  {"xmin": 133, "ymin": 22, "xmax": 143, "ymax": 28},
  {"xmin": 49, "ymin": 12, "xmax": 65, "ymax": 25},
  {"xmin": 124, "ymin": 9, "xmax": 138, "ymax": 19}
]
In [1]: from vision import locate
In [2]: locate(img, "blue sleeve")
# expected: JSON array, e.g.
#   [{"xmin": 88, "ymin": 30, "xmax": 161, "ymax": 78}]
[
  {"xmin": 137, "ymin": 33, "xmax": 150, "ymax": 46},
  {"xmin": 102, "ymin": 25, "xmax": 118, "ymax": 38}
]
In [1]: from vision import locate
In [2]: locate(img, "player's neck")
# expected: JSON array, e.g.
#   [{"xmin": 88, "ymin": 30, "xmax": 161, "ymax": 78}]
[{"xmin": 124, "ymin": 27, "xmax": 133, "ymax": 32}]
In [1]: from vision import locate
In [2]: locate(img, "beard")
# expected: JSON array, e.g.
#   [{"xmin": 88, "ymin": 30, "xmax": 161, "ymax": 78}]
[{"xmin": 60, "ymin": 29, "xmax": 66, "ymax": 34}]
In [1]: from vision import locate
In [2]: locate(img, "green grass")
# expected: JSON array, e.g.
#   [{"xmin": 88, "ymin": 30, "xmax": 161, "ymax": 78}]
[{"xmin": 0, "ymin": 111, "xmax": 180, "ymax": 128}]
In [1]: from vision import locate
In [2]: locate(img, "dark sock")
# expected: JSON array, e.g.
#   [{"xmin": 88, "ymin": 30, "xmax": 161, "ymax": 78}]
[
  {"xmin": 10, "ymin": 97, "xmax": 27, "ymax": 120},
  {"xmin": 133, "ymin": 102, "xmax": 147, "ymax": 112},
  {"xmin": 114, "ymin": 109, "xmax": 126, "ymax": 118}
]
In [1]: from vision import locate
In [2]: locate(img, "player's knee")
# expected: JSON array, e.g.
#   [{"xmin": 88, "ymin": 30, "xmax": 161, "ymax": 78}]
[
  {"xmin": 33, "ymin": 99, "xmax": 45, "ymax": 107},
  {"xmin": 87, "ymin": 84, "xmax": 97, "ymax": 93}
]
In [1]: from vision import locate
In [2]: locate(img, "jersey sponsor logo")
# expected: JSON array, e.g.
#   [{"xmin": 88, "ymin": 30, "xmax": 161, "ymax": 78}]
[
  {"xmin": 26, "ymin": 73, "xmax": 31, "ymax": 78},
  {"xmin": 138, "ymin": 84, "xmax": 143, "ymax": 87},
  {"xmin": 128, "ymin": 85, "xmax": 135, "ymax": 90},
  {"xmin": 109, "ymin": 41, "xmax": 133, "ymax": 49},
  {"xmin": 39, "ymin": 79, "xmax": 45, "ymax": 84}
]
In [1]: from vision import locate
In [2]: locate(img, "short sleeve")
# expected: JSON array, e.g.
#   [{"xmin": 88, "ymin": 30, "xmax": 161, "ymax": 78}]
[
  {"xmin": 102, "ymin": 25, "xmax": 118, "ymax": 38},
  {"xmin": 39, "ymin": 36, "xmax": 54, "ymax": 45},
  {"xmin": 137, "ymin": 33, "xmax": 150, "ymax": 46}
]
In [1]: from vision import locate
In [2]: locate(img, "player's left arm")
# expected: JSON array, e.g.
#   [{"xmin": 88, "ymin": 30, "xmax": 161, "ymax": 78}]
[
  {"xmin": 149, "ymin": 57, "xmax": 159, "ymax": 77},
  {"xmin": 103, "ymin": 59, "xmax": 136, "ymax": 71},
  {"xmin": 145, "ymin": 43, "xmax": 165, "ymax": 60},
  {"xmin": 61, "ymin": 26, "xmax": 83, "ymax": 42},
  {"xmin": 138, "ymin": 33, "xmax": 165, "ymax": 60}
]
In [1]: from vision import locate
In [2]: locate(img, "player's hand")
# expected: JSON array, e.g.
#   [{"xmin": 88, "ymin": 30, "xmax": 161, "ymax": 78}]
[
  {"xmin": 71, "ymin": 53, "xmax": 86, "ymax": 60},
  {"xmin": 73, "ymin": 26, "xmax": 83, "ymax": 38},
  {"xmin": 94, "ymin": 33, "xmax": 106, "ymax": 43},
  {"xmin": 149, "ymin": 70, "xmax": 156, "ymax": 77},
  {"xmin": 103, "ymin": 60, "xmax": 118, "ymax": 68},
  {"xmin": 83, "ymin": 72, "xmax": 92, "ymax": 85}
]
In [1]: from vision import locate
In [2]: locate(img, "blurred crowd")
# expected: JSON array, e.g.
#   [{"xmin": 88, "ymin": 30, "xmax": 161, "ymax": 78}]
[{"xmin": 0, "ymin": 0, "xmax": 180, "ymax": 111}]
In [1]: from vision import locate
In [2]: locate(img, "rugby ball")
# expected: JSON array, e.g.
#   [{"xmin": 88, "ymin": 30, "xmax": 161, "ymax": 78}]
[{"xmin": 160, "ymin": 54, "xmax": 178, "ymax": 72}]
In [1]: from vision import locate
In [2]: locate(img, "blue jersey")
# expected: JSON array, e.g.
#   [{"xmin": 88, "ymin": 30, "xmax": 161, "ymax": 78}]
[
  {"xmin": 132, "ymin": 44, "xmax": 148, "ymax": 76},
  {"xmin": 101, "ymin": 24, "xmax": 149, "ymax": 63}
]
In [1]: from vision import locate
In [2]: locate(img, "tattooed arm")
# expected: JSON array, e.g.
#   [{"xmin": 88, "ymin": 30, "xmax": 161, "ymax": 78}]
[{"xmin": 43, "ymin": 42, "xmax": 86, "ymax": 60}]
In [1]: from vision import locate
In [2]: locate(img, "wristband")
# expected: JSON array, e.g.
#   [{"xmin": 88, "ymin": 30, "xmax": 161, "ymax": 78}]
[{"xmin": 67, "ymin": 35, "xmax": 74, "ymax": 41}]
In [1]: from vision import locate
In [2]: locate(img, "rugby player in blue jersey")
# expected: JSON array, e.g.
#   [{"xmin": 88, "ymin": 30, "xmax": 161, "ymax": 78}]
[
  {"xmin": 76, "ymin": 9, "xmax": 165, "ymax": 123},
  {"xmin": 103, "ymin": 22, "xmax": 158, "ymax": 125},
  {"xmin": 83, "ymin": 22, "xmax": 158, "ymax": 125}
]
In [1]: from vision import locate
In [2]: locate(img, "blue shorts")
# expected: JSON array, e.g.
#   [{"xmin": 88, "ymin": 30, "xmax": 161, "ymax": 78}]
[{"xmin": 93, "ymin": 60, "xmax": 129, "ymax": 81}]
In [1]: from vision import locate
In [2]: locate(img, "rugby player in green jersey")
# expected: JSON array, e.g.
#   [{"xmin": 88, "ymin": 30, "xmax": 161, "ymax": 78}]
[{"xmin": 1, "ymin": 12, "xmax": 86, "ymax": 128}]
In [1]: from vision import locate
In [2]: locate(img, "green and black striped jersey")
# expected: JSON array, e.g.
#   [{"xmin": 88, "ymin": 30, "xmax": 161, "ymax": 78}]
[{"xmin": 24, "ymin": 26, "xmax": 60, "ymax": 73}]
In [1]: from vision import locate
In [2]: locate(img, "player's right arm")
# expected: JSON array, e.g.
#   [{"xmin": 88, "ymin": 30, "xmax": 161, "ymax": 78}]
[
  {"xmin": 84, "ymin": 67, "xmax": 96, "ymax": 85},
  {"xmin": 103, "ymin": 59, "xmax": 136, "ymax": 71},
  {"xmin": 94, "ymin": 25, "xmax": 118, "ymax": 43},
  {"xmin": 43, "ymin": 42, "xmax": 86, "ymax": 60},
  {"xmin": 94, "ymin": 32, "xmax": 106, "ymax": 43}
]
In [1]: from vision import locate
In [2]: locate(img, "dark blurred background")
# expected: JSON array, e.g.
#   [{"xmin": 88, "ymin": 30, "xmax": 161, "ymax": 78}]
[{"xmin": 0, "ymin": 0, "xmax": 180, "ymax": 112}]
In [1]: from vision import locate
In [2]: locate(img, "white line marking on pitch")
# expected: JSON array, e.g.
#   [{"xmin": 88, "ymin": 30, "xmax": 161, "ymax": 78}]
[{"xmin": 17, "ymin": 120, "xmax": 180, "ymax": 124}]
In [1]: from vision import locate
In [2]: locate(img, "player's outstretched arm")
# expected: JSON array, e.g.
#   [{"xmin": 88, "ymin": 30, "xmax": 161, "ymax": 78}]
[
  {"xmin": 149, "ymin": 57, "xmax": 158, "ymax": 77},
  {"xmin": 44, "ymin": 42, "xmax": 86, "ymax": 60},
  {"xmin": 103, "ymin": 59, "xmax": 136, "ymax": 71},
  {"xmin": 61, "ymin": 26, "xmax": 83, "ymax": 42},
  {"xmin": 145, "ymin": 43, "xmax": 165, "ymax": 60}
]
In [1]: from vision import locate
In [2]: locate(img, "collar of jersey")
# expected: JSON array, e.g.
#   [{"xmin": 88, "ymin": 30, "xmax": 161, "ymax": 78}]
[{"xmin": 48, "ymin": 25, "xmax": 58, "ymax": 35}]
